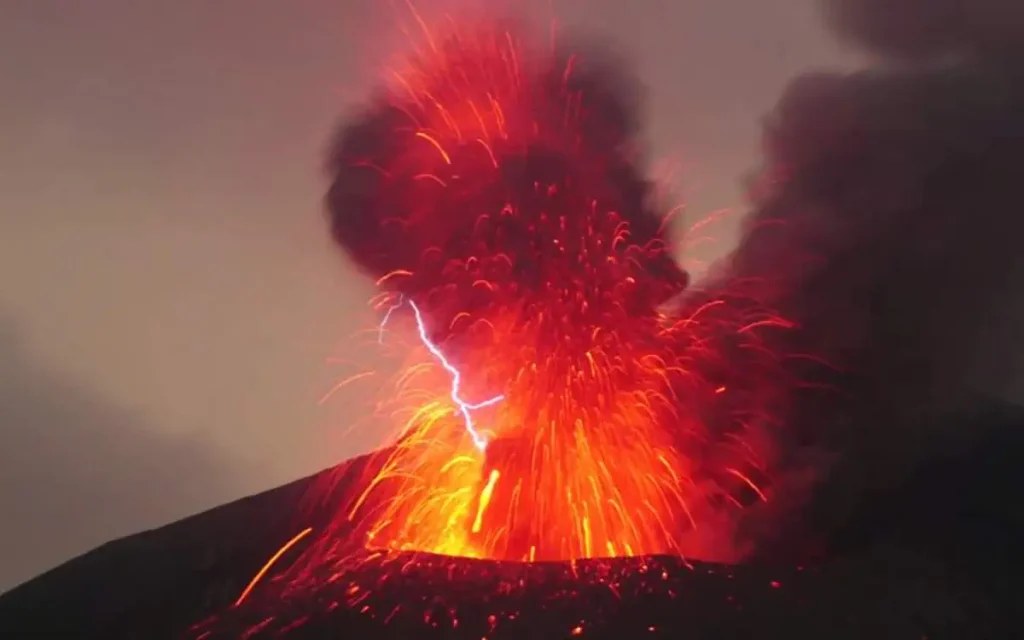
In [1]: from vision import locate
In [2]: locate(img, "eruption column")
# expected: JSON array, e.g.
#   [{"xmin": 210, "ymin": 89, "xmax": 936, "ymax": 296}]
[{"xmin": 316, "ymin": 22, "xmax": 791, "ymax": 564}]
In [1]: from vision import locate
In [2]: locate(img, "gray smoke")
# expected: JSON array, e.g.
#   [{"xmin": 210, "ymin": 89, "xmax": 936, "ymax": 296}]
[
  {"xmin": 725, "ymin": 0, "xmax": 1024, "ymax": 556},
  {"xmin": 823, "ymin": 0, "xmax": 1024, "ymax": 61}
]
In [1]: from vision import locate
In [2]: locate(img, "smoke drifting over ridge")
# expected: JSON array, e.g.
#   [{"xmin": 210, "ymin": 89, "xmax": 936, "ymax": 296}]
[{"xmin": 721, "ymin": 0, "xmax": 1024, "ymax": 553}]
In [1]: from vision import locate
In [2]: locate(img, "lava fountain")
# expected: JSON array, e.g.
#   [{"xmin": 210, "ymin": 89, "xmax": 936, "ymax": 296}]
[
  {"xmin": 299, "ymin": 19, "xmax": 795, "ymax": 570},
  {"xmin": 185, "ymin": 19, "xmax": 804, "ymax": 640}
]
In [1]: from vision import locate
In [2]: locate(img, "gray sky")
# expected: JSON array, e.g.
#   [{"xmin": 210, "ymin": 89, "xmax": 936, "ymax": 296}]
[{"xmin": 0, "ymin": 0, "xmax": 853, "ymax": 590}]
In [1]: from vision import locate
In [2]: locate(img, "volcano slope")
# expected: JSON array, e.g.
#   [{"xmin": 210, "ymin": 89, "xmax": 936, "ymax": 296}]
[{"xmin": 0, "ymin": 398, "xmax": 1021, "ymax": 639}]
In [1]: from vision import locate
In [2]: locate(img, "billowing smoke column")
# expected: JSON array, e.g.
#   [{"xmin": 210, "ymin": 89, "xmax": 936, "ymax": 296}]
[
  {"xmin": 325, "ymin": 28, "xmax": 687, "ymax": 335},
  {"xmin": 723, "ymin": 0, "xmax": 1024, "ymax": 557},
  {"xmin": 321, "ymin": 24, "xmax": 789, "ymax": 564}
]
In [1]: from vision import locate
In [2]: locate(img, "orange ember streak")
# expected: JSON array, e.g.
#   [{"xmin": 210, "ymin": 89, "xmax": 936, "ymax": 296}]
[
  {"xmin": 413, "ymin": 173, "xmax": 448, "ymax": 187},
  {"xmin": 319, "ymin": 372, "xmax": 376, "ymax": 405},
  {"xmin": 414, "ymin": 131, "xmax": 451, "ymax": 164},
  {"xmin": 235, "ymin": 527, "xmax": 313, "ymax": 607},
  {"xmin": 376, "ymin": 270, "xmax": 413, "ymax": 287},
  {"xmin": 471, "ymin": 469, "xmax": 500, "ymax": 533},
  {"xmin": 723, "ymin": 468, "xmax": 769, "ymax": 503},
  {"xmin": 475, "ymin": 138, "xmax": 499, "ymax": 168}
]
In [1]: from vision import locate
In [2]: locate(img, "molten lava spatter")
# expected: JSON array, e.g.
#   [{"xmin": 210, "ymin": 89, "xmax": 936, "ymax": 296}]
[
  {"xmin": 191, "ymin": 21, "xmax": 797, "ymax": 639},
  {"xmin": 305, "ymin": 21, "xmax": 792, "ymax": 569}
]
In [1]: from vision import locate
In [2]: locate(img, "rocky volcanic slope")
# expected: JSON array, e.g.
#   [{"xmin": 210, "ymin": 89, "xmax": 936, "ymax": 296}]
[{"xmin": 1, "ymin": 401, "xmax": 1021, "ymax": 639}]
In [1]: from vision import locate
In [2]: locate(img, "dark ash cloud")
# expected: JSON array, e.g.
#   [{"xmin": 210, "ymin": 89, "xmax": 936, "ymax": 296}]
[
  {"xmin": 823, "ymin": 0, "xmax": 1024, "ymax": 61},
  {"xmin": 323, "ymin": 26, "xmax": 687, "ymax": 328},
  {"xmin": 723, "ymin": 0, "xmax": 1024, "ymax": 555}
]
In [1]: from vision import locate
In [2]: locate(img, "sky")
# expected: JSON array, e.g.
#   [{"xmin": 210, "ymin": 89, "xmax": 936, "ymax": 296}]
[{"xmin": 0, "ymin": 0, "xmax": 855, "ymax": 591}]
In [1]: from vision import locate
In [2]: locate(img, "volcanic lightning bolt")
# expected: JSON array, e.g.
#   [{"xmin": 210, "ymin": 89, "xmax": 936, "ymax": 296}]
[{"xmin": 379, "ymin": 296, "xmax": 504, "ymax": 452}]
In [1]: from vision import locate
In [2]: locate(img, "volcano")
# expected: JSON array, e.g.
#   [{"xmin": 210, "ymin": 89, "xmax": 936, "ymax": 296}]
[
  {"xmin": 6, "ymin": 7, "xmax": 1024, "ymax": 638},
  {"xmin": 0, "ymin": 399, "xmax": 1021, "ymax": 639}
]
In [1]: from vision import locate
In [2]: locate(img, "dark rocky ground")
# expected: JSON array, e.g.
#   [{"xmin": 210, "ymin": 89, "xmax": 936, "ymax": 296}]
[{"xmin": 1, "ymin": 400, "xmax": 1022, "ymax": 639}]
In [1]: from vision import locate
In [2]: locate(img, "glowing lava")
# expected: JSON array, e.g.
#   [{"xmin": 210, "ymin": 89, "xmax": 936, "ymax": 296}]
[
  {"xmin": 310, "ymin": 19, "xmax": 789, "ymax": 571},
  {"xmin": 190, "ymin": 17, "xmax": 800, "ymax": 640}
]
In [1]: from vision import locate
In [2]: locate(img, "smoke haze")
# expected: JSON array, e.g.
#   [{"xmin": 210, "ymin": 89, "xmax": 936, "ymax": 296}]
[{"xmin": 724, "ymin": 0, "xmax": 1024, "ymax": 554}]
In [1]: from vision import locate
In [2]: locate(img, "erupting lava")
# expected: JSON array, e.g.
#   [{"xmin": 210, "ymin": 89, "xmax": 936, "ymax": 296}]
[
  {"xmin": 189, "ymin": 17, "xmax": 801, "ymax": 639},
  {"xmin": 300, "ymin": 19, "xmax": 793, "ymax": 569}
]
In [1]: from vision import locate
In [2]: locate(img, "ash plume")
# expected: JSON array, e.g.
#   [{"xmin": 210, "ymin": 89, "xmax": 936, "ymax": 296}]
[
  {"xmin": 823, "ymin": 0, "xmax": 1024, "ymax": 61},
  {"xmin": 323, "ymin": 26, "xmax": 687, "ymax": 334},
  {"xmin": 318, "ymin": 24, "xmax": 783, "ymax": 564},
  {"xmin": 724, "ymin": 0, "xmax": 1024, "ymax": 555}
]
